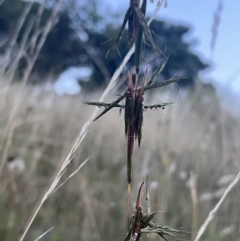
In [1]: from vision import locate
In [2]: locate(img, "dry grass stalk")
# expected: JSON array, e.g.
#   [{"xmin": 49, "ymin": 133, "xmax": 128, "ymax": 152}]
[
  {"xmin": 0, "ymin": 0, "xmax": 63, "ymax": 177},
  {"xmin": 5, "ymin": 16, "xmax": 36, "ymax": 82},
  {"xmin": 19, "ymin": 155, "xmax": 89, "ymax": 241},
  {"xmin": 30, "ymin": 0, "xmax": 45, "ymax": 55},
  {"xmin": 187, "ymin": 171, "xmax": 198, "ymax": 240},
  {"xmin": 210, "ymin": 0, "xmax": 224, "ymax": 58},
  {"xmin": 81, "ymin": 179, "xmax": 102, "ymax": 241},
  {"xmin": 0, "ymin": 2, "xmax": 33, "ymax": 78},
  {"xmin": 33, "ymin": 226, "xmax": 54, "ymax": 241},
  {"xmin": 194, "ymin": 171, "xmax": 240, "ymax": 241},
  {"xmin": 78, "ymin": 40, "xmax": 111, "ymax": 84}
]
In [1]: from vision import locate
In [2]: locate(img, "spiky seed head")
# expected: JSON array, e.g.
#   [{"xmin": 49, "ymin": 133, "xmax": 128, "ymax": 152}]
[{"xmin": 141, "ymin": 212, "xmax": 157, "ymax": 228}]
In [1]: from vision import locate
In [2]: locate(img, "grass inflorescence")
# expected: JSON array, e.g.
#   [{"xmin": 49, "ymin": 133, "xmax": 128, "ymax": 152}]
[{"xmin": 84, "ymin": 0, "xmax": 183, "ymax": 238}]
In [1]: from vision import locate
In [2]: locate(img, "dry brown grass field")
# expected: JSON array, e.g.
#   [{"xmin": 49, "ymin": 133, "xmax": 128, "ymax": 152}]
[{"xmin": 0, "ymin": 83, "xmax": 239, "ymax": 241}]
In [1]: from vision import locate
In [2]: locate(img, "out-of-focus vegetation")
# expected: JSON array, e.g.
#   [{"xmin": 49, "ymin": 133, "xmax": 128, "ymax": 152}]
[
  {"xmin": 0, "ymin": 0, "xmax": 207, "ymax": 88},
  {"xmin": 0, "ymin": 84, "xmax": 239, "ymax": 241},
  {"xmin": 0, "ymin": 0, "xmax": 240, "ymax": 241}
]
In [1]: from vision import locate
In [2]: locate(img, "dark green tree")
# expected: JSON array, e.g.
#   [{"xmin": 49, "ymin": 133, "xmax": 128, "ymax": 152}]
[
  {"xmin": 84, "ymin": 20, "xmax": 208, "ymax": 88},
  {"xmin": 0, "ymin": 0, "xmax": 83, "ymax": 79},
  {"xmin": 0, "ymin": 0, "xmax": 208, "ymax": 87},
  {"xmin": 149, "ymin": 21, "xmax": 208, "ymax": 87}
]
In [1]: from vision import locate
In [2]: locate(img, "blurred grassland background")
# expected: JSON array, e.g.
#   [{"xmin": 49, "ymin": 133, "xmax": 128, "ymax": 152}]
[
  {"xmin": 0, "ymin": 84, "xmax": 239, "ymax": 241},
  {"xmin": 0, "ymin": 0, "xmax": 240, "ymax": 241}
]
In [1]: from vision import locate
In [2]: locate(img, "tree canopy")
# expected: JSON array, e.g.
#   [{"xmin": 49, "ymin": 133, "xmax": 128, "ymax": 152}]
[{"xmin": 0, "ymin": 0, "xmax": 208, "ymax": 88}]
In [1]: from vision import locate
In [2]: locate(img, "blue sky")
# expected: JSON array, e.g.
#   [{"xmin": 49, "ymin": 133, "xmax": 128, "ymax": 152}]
[{"xmin": 101, "ymin": 0, "xmax": 240, "ymax": 94}]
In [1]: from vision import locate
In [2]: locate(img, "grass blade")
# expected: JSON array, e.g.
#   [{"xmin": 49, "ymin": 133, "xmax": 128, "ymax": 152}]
[
  {"xmin": 135, "ymin": 25, "xmax": 143, "ymax": 73},
  {"xmin": 114, "ymin": 7, "xmax": 132, "ymax": 48},
  {"xmin": 83, "ymin": 101, "xmax": 123, "ymax": 108},
  {"xmin": 147, "ymin": 56, "xmax": 169, "ymax": 86},
  {"xmin": 134, "ymin": 0, "xmax": 147, "ymax": 73},
  {"xmin": 145, "ymin": 175, "xmax": 151, "ymax": 215},
  {"xmin": 133, "ymin": 6, "xmax": 159, "ymax": 54},
  {"xmin": 144, "ymin": 77, "xmax": 182, "ymax": 92},
  {"xmin": 93, "ymin": 92, "xmax": 127, "ymax": 121},
  {"xmin": 144, "ymin": 102, "xmax": 175, "ymax": 109},
  {"xmin": 33, "ymin": 227, "xmax": 55, "ymax": 241}
]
